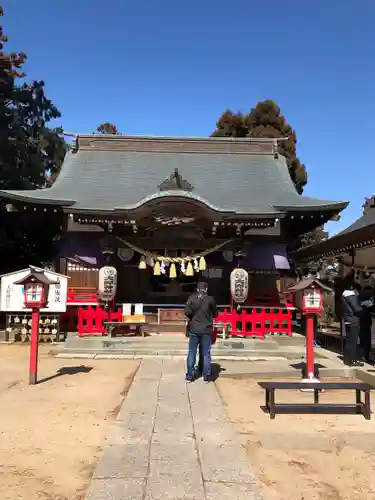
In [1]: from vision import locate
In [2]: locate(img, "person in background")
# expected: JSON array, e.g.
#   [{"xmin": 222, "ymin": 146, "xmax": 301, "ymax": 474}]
[
  {"xmin": 184, "ymin": 281, "xmax": 218, "ymax": 382},
  {"xmin": 313, "ymin": 315, "xmax": 320, "ymax": 347},
  {"xmin": 340, "ymin": 277, "xmax": 364, "ymax": 367},
  {"xmin": 358, "ymin": 284, "xmax": 374, "ymax": 362}
]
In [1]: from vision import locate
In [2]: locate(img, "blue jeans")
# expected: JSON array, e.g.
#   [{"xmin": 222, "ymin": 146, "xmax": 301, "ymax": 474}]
[
  {"xmin": 186, "ymin": 330, "xmax": 212, "ymax": 380},
  {"xmin": 196, "ymin": 342, "xmax": 211, "ymax": 375}
]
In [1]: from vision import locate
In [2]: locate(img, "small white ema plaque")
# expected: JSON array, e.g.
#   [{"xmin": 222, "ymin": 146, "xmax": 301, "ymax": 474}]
[
  {"xmin": 0, "ymin": 267, "xmax": 69, "ymax": 313},
  {"xmin": 98, "ymin": 266, "xmax": 117, "ymax": 301},
  {"xmin": 230, "ymin": 268, "xmax": 249, "ymax": 304}
]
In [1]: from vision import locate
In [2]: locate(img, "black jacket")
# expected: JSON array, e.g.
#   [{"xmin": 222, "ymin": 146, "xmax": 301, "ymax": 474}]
[
  {"xmin": 359, "ymin": 287, "xmax": 374, "ymax": 329},
  {"xmin": 340, "ymin": 290, "xmax": 363, "ymax": 325},
  {"xmin": 184, "ymin": 291, "xmax": 218, "ymax": 334}
]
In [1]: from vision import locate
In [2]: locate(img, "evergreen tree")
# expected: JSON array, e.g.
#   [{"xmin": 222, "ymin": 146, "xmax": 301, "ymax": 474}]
[
  {"xmin": 0, "ymin": 8, "xmax": 67, "ymax": 189},
  {"xmin": 212, "ymin": 100, "xmax": 307, "ymax": 193},
  {"xmin": 0, "ymin": 6, "xmax": 26, "ymax": 186},
  {"xmin": 0, "ymin": 7, "xmax": 65, "ymax": 270},
  {"xmin": 95, "ymin": 122, "xmax": 120, "ymax": 135}
]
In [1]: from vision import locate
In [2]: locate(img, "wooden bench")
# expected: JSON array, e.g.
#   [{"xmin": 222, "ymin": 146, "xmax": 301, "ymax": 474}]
[
  {"xmin": 213, "ymin": 322, "xmax": 231, "ymax": 340},
  {"xmin": 103, "ymin": 321, "xmax": 146, "ymax": 338},
  {"xmin": 258, "ymin": 381, "xmax": 372, "ymax": 420}
]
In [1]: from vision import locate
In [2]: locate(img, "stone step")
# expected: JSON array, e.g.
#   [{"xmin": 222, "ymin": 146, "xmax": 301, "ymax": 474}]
[
  {"xmin": 146, "ymin": 322, "xmax": 186, "ymax": 329},
  {"xmin": 58, "ymin": 333, "xmax": 312, "ymax": 361},
  {"xmin": 148, "ymin": 331, "xmax": 186, "ymax": 335},
  {"xmin": 63, "ymin": 336, "xmax": 281, "ymax": 351},
  {"xmin": 273, "ymin": 333, "xmax": 306, "ymax": 346},
  {"xmin": 64, "ymin": 333, "xmax": 294, "ymax": 343},
  {"xmin": 55, "ymin": 352, "xmax": 291, "ymax": 361},
  {"xmin": 53, "ymin": 349, "xmax": 323, "ymax": 361},
  {"xmin": 52, "ymin": 344, "xmax": 312, "ymax": 359},
  {"xmin": 63, "ymin": 348, "xmax": 281, "ymax": 355},
  {"xmin": 52, "ymin": 347, "xmax": 303, "ymax": 359}
]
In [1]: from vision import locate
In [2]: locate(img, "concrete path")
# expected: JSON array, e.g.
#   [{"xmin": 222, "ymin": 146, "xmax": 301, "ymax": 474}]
[{"xmin": 85, "ymin": 358, "xmax": 266, "ymax": 499}]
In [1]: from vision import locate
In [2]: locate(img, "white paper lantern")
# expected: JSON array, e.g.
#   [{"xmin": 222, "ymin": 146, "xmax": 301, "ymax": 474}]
[
  {"xmin": 230, "ymin": 268, "xmax": 249, "ymax": 304},
  {"xmin": 98, "ymin": 266, "xmax": 117, "ymax": 301}
]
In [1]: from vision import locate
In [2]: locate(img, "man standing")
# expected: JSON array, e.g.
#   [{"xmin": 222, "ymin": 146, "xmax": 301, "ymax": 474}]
[
  {"xmin": 184, "ymin": 281, "xmax": 218, "ymax": 382},
  {"xmin": 340, "ymin": 278, "xmax": 364, "ymax": 367},
  {"xmin": 359, "ymin": 284, "xmax": 374, "ymax": 362}
]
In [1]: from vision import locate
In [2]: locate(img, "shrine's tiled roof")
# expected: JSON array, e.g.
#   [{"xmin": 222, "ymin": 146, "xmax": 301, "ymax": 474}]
[
  {"xmin": 296, "ymin": 208, "xmax": 375, "ymax": 260},
  {"xmin": 0, "ymin": 135, "xmax": 347, "ymax": 218}
]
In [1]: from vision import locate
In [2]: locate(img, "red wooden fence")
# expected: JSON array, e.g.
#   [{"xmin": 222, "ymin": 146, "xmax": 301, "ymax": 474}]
[
  {"xmin": 60, "ymin": 305, "xmax": 293, "ymax": 337},
  {"xmin": 61, "ymin": 288, "xmax": 294, "ymax": 337},
  {"xmin": 214, "ymin": 307, "xmax": 292, "ymax": 339},
  {"xmin": 67, "ymin": 287, "xmax": 98, "ymax": 304},
  {"xmin": 75, "ymin": 306, "xmax": 123, "ymax": 336}
]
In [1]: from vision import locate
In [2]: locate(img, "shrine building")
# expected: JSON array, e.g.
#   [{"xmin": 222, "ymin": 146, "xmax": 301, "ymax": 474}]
[{"xmin": 0, "ymin": 134, "xmax": 348, "ymax": 337}]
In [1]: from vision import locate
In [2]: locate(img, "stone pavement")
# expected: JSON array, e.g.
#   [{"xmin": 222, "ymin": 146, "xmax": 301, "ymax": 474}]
[{"xmin": 85, "ymin": 358, "xmax": 267, "ymax": 499}]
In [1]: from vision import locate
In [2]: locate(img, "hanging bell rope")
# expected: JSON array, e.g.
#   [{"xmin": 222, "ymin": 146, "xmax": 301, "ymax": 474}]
[
  {"xmin": 115, "ymin": 236, "xmax": 233, "ymax": 263},
  {"xmin": 138, "ymin": 256, "xmax": 147, "ymax": 270},
  {"xmin": 169, "ymin": 263, "xmax": 177, "ymax": 279},
  {"xmin": 153, "ymin": 261, "xmax": 161, "ymax": 276},
  {"xmin": 185, "ymin": 261, "xmax": 194, "ymax": 276},
  {"xmin": 199, "ymin": 256, "xmax": 206, "ymax": 271}
]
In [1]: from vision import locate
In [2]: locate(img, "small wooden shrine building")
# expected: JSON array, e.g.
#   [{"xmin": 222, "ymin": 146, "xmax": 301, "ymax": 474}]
[{"xmin": 0, "ymin": 134, "xmax": 347, "ymax": 337}]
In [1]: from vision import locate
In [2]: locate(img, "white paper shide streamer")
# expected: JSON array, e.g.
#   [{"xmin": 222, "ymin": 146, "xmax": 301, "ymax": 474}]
[
  {"xmin": 230, "ymin": 268, "xmax": 249, "ymax": 304},
  {"xmin": 98, "ymin": 266, "xmax": 117, "ymax": 301}
]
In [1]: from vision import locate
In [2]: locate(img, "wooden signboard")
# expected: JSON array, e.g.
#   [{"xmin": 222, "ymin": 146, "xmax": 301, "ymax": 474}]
[
  {"xmin": 158, "ymin": 308, "xmax": 186, "ymax": 324},
  {"xmin": 0, "ymin": 268, "xmax": 68, "ymax": 313}
]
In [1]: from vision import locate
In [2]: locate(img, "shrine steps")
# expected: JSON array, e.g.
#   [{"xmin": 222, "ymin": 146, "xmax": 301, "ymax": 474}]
[
  {"xmin": 55, "ymin": 333, "xmax": 310, "ymax": 360},
  {"xmin": 145, "ymin": 322, "xmax": 187, "ymax": 335}
]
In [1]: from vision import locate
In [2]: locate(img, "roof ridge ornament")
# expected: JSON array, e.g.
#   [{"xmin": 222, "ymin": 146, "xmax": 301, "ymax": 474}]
[
  {"xmin": 363, "ymin": 195, "xmax": 375, "ymax": 215},
  {"xmin": 158, "ymin": 168, "xmax": 194, "ymax": 191},
  {"xmin": 63, "ymin": 131, "xmax": 79, "ymax": 153}
]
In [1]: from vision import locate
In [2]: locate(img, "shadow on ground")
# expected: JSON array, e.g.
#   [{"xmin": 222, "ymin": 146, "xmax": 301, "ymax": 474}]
[
  {"xmin": 211, "ymin": 363, "xmax": 226, "ymax": 381},
  {"xmin": 37, "ymin": 365, "xmax": 93, "ymax": 384},
  {"xmin": 290, "ymin": 362, "xmax": 327, "ymax": 378}
]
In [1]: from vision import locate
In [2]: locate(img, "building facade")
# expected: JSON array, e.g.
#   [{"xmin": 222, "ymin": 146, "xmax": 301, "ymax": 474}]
[{"xmin": 0, "ymin": 134, "xmax": 347, "ymax": 336}]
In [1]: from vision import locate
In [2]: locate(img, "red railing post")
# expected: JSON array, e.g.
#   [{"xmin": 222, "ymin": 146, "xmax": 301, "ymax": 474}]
[{"xmin": 29, "ymin": 308, "xmax": 40, "ymax": 385}]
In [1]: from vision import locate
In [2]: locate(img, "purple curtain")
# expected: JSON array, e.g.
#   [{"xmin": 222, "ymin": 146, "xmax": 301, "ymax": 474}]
[
  {"xmin": 239, "ymin": 239, "xmax": 291, "ymax": 271},
  {"xmin": 57, "ymin": 235, "xmax": 104, "ymax": 267}
]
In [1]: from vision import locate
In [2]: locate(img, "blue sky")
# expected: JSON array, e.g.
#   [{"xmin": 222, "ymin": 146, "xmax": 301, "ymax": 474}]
[{"xmin": 2, "ymin": 0, "xmax": 374, "ymax": 235}]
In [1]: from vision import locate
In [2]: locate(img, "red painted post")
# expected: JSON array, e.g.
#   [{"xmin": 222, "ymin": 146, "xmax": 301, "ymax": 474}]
[
  {"xmin": 29, "ymin": 308, "xmax": 40, "ymax": 385},
  {"xmin": 305, "ymin": 314, "xmax": 315, "ymax": 378}
]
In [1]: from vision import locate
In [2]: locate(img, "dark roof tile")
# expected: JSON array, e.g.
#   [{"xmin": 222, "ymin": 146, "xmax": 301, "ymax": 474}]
[{"xmin": 0, "ymin": 136, "xmax": 347, "ymax": 216}]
